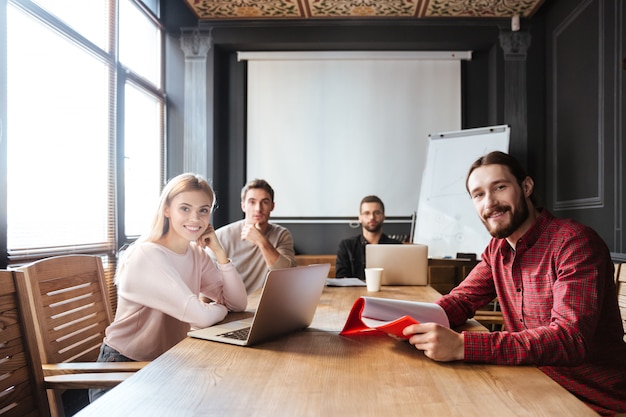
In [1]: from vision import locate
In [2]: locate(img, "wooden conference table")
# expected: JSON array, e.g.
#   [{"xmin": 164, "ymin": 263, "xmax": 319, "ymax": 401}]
[{"xmin": 75, "ymin": 285, "xmax": 597, "ymax": 417}]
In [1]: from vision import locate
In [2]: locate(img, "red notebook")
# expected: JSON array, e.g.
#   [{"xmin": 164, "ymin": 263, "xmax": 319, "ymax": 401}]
[{"xmin": 340, "ymin": 296, "xmax": 450, "ymax": 339}]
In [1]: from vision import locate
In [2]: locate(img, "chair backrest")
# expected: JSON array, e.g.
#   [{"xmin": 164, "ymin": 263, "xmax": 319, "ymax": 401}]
[
  {"xmin": 617, "ymin": 264, "xmax": 626, "ymax": 340},
  {"xmin": 17, "ymin": 255, "xmax": 114, "ymax": 365},
  {"xmin": 0, "ymin": 270, "xmax": 51, "ymax": 417},
  {"xmin": 295, "ymin": 254, "xmax": 336, "ymax": 277}
]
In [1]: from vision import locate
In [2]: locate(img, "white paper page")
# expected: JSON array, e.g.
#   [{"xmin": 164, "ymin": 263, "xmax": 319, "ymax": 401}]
[
  {"xmin": 360, "ymin": 297, "xmax": 449, "ymax": 327},
  {"xmin": 326, "ymin": 278, "xmax": 367, "ymax": 287}
]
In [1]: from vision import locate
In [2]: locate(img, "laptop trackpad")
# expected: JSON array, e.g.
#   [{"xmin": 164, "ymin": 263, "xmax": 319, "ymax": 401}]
[
  {"xmin": 188, "ymin": 317, "xmax": 253, "ymax": 339},
  {"xmin": 218, "ymin": 317, "xmax": 253, "ymax": 331}
]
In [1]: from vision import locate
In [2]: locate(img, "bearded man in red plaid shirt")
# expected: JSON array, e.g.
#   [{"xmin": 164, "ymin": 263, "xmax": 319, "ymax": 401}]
[{"xmin": 402, "ymin": 151, "xmax": 626, "ymax": 416}]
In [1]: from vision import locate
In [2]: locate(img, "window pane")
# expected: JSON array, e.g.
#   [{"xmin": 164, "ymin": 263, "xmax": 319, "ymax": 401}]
[
  {"xmin": 32, "ymin": 0, "xmax": 111, "ymax": 51},
  {"xmin": 141, "ymin": 0, "xmax": 160, "ymax": 17},
  {"xmin": 124, "ymin": 83, "xmax": 162, "ymax": 237},
  {"xmin": 119, "ymin": 0, "xmax": 161, "ymax": 87},
  {"xmin": 7, "ymin": 6, "xmax": 111, "ymax": 251}
]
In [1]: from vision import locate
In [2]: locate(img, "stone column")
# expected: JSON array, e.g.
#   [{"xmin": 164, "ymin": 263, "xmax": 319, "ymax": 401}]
[
  {"xmin": 179, "ymin": 28, "xmax": 212, "ymax": 177},
  {"xmin": 499, "ymin": 29, "xmax": 531, "ymax": 167}
]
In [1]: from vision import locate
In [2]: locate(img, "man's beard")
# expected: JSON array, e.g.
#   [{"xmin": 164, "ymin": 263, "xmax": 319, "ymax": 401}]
[
  {"xmin": 482, "ymin": 197, "xmax": 529, "ymax": 239},
  {"xmin": 363, "ymin": 222, "xmax": 383, "ymax": 234}
]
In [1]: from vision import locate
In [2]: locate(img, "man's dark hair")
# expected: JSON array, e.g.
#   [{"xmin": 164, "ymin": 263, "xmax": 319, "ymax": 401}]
[
  {"xmin": 360, "ymin": 195, "xmax": 385, "ymax": 213},
  {"xmin": 465, "ymin": 151, "xmax": 537, "ymax": 206},
  {"xmin": 241, "ymin": 179, "xmax": 275, "ymax": 202}
]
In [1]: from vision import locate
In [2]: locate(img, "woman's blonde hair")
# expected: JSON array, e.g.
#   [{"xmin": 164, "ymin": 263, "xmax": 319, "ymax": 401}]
[
  {"xmin": 144, "ymin": 173, "xmax": 215, "ymax": 242},
  {"xmin": 117, "ymin": 173, "xmax": 215, "ymax": 277}
]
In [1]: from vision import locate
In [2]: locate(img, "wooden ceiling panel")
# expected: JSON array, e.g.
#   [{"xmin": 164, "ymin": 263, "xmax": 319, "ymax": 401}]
[{"xmin": 182, "ymin": 0, "xmax": 545, "ymax": 20}]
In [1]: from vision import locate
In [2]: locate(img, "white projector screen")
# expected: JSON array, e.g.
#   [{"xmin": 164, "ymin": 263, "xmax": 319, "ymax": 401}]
[{"xmin": 242, "ymin": 51, "xmax": 464, "ymax": 218}]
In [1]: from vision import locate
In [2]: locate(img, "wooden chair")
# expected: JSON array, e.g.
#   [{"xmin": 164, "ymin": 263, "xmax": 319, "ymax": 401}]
[
  {"xmin": 295, "ymin": 254, "xmax": 336, "ymax": 277},
  {"xmin": 473, "ymin": 298, "xmax": 505, "ymax": 331},
  {"xmin": 15, "ymin": 255, "xmax": 148, "ymax": 416},
  {"xmin": 0, "ymin": 269, "xmax": 50, "ymax": 417}
]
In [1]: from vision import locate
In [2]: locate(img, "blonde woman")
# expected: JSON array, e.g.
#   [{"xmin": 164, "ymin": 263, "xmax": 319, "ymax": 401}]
[{"xmin": 90, "ymin": 173, "xmax": 247, "ymax": 402}]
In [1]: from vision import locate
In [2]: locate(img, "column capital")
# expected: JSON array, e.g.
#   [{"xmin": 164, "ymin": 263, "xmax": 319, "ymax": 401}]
[
  {"xmin": 180, "ymin": 27, "xmax": 212, "ymax": 58},
  {"xmin": 499, "ymin": 30, "xmax": 531, "ymax": 61}
]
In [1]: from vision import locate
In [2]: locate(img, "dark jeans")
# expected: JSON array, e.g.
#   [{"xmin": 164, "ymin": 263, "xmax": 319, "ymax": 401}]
[{"xmin": 88, "ymin": 343, "xmax": 135, "ymax": 403}]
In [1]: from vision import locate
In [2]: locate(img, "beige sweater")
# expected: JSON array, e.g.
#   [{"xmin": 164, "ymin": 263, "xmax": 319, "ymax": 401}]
[
  {"xmin": 105, "ymin": 242, "xmax": 247, "ymax": 361},
  {"xmin": 215, "ymin": 220, "xmax": 297, "ymax": 293}
]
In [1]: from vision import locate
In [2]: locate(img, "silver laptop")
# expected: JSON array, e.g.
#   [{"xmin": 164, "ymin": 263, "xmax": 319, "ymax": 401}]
[
  {"xmin": 365, "ymin": 244, "xmax": 429, "ymax": 285},
  {"xmin": 188, "ymin": 263, "xmax": 330, "ymax": 346}
]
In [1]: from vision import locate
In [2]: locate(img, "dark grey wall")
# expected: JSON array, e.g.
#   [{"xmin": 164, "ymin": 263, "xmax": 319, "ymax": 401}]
[
  {"xmin": 287, "ymin": 219, "xmax": 413, "ymax": 255},
  {"xmin": 544, "ymin": 0, "xmax": 626, "ymax": 259}
]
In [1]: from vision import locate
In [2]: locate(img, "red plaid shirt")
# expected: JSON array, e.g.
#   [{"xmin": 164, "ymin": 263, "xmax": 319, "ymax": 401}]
[{"xmin": 437, "ymin": 208, "xmax": 626, "ymax": 416}]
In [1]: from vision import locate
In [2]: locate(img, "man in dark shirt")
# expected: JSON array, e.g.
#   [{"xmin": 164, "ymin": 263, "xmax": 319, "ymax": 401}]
[{"xmin": 335, "ymin": 195, "xmax": 401, "ymax": 280}]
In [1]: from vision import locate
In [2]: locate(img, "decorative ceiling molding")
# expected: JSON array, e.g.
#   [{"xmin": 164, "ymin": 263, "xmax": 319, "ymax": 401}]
[{"xmin": 183, "ymin": 0, "xmax": 545, "ymax": 20}]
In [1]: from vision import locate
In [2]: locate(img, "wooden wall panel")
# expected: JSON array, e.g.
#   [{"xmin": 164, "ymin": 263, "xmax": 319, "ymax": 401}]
[
  {"xmin": 552, "ymin": 0, "xmax": 603, "ymax": 209},
  {"xmin": 546, "ymin": 0, "xmax": 622, "ymax": 253}
]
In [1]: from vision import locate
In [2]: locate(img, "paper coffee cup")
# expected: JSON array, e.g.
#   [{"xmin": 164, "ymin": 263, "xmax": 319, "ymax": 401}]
[{"xmin": 364, "ymin": 267, "xmax": 383, "ymax": 292}]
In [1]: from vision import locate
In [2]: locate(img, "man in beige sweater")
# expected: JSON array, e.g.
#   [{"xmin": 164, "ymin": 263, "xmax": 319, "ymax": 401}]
[{"xmin": 214, "ymin": 179, "xmax": 297, "ymax": 293}]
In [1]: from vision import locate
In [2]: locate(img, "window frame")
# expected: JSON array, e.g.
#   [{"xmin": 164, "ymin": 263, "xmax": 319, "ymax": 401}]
[{"xmin": 1, "ymin": 0, "xmax": 166, "ymax": 275}]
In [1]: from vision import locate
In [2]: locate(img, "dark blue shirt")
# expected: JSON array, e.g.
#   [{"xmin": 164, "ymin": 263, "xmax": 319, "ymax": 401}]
[{"xmin": 335, "ymin": 234, "xmax": 401, "ymax": 280}]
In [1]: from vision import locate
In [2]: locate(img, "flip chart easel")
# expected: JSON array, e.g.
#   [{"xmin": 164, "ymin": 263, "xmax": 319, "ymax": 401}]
[{"xmin": 413, "ymin": 125, "xmax": 510, "ymax": 258}]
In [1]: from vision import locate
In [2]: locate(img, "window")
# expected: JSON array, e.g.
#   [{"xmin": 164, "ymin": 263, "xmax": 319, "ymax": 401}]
[
  {"xmin": 119, "ymin": 0, "xmax": 164, "ymax": 239},
  {"xmin": 7, "ymin": 3, "xmax": 113, "ymax": 257},
  {"xmin": 31, "ymin": 0, "xmax": 111, "ymax": 50},
  {"xmin": 119, "ymin": 0, "xmax": 161, "ymax": 87},
  {"xmin": 123, "ymin": 81, "xmax": 163, "ymax": 237},
  {"xmin": 4, "ymin": 0, "xmax": 165, "ymax": 302}
]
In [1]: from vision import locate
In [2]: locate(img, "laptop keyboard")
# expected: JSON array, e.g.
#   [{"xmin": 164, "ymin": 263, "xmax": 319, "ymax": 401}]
[{"xmin": 218, "ymin": 327, "xmax": 250, "ymax": 340}]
